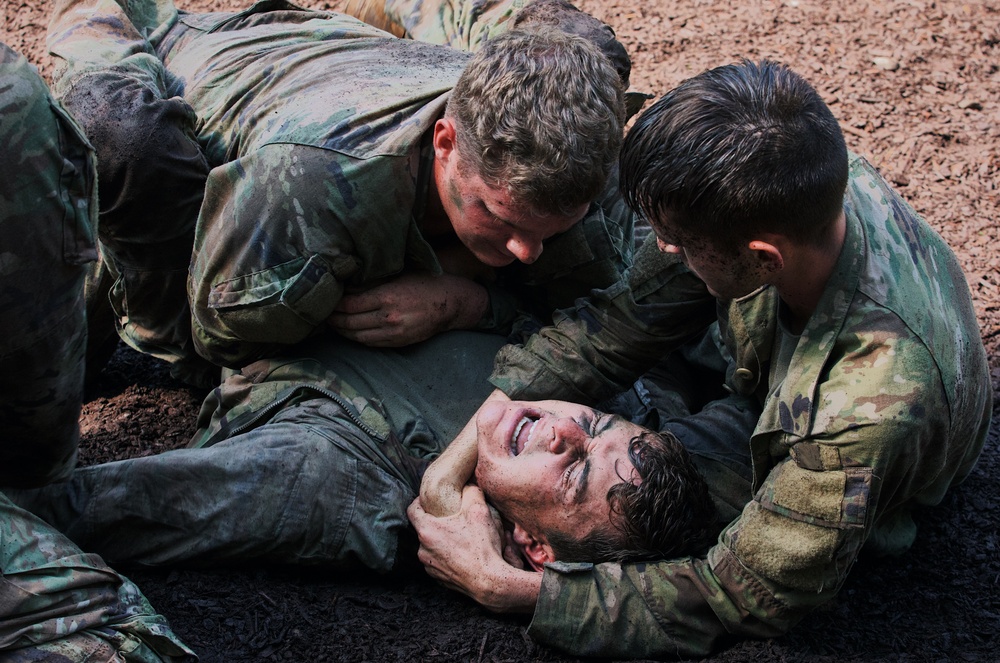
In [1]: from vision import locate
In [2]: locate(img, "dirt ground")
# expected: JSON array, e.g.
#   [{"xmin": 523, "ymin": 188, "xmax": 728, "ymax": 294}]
[{"xmin": 3, "ymin": 0, "xmax": 1000, "ymax": 661}]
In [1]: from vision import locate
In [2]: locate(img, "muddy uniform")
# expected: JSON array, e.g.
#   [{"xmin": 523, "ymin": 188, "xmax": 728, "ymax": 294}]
[
  {"xmin": 490, "ymin": 154, "xmax": 993, "ymax": 657},
  {"xmin": 0, "ymin": 43, "xmax": 193, "ymax": 663},
  {"xmin": 47, "ymin": 0, "xmax": 634, "ymax": 379},
  {"xmin": 8, "ymin": 332, "xmax": 508, "ymax": 571},
  {"xmin": 344, "ymin": 0, "xmax": 631, "ymax": 84}
]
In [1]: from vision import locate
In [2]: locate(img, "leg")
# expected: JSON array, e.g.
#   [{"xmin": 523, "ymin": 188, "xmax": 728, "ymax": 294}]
[
  {"xmin": 0, "ymin": 44, "xmax": 94, "ymax": 486},
  {"xmin": 7, "ymin": 400, "xmax": 418, "ymax": 572},
  {"xmin": 0, "ymin": 493, "xmax": 194, "ymax": 661},
  {"xmin": 344, "ymin": 0, "xmax": 630, "ymax": 85},
  {"xmin": 47, "ymin": 0, "xmax": 214, "ymax": 385}
]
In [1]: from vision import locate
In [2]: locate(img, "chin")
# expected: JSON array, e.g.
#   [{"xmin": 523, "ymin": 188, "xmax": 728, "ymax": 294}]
[{"xmin": 478, "ymin": 252, "xmax": 515, "ymax": 268}]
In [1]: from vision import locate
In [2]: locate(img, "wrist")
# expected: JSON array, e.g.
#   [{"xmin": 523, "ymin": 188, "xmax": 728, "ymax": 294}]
[
  {"xmin": 450, "ymin": 279, "xmax": 490, "ymax": 331},
  {"xmin": 476, "ymin": 566, "xmax": 542, "ymax": 613}
]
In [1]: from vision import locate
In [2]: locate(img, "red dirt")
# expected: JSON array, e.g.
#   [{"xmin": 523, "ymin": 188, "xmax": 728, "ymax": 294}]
[{"xmin": 3, "ymin": 1, "xmax": 999, "ymax": 660}]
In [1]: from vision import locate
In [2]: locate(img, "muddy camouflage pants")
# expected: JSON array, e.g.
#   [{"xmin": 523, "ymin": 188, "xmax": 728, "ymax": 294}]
[{"xmin": 47, "ymin": 0, "xmax": 215, "ymax": 387}]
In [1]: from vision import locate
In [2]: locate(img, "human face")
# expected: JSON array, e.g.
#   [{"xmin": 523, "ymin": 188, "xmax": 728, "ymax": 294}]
[
  {"xmin": 474, "ymin": 400, "xmax": 642, "ymax": 544},
  {"xmin": 651, "ymin": 213, "xmax": 765, "ymax": 300},
  {"xmin": 433, "ymin": 120, "xmax": 587, "ymax": 267}
]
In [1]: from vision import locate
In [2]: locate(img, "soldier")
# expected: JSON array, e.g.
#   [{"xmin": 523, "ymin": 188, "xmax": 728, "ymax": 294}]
[
  {"xmin": 408, "ymin": 59, "xmax": 993, "ymax": 657},
  {"xmin": 0, "ymin": 42, "xmax": 193, "ymax": 662},
  {"xmin": 7, "ymin": 328, "xmax": 736, "ymax": 575},
  {"xmin": 48, "ymin": 0, "xmax": 633, "ymax": 386}
]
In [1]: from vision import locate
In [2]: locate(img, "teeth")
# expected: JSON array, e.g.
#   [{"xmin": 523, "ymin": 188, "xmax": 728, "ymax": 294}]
[{"xmin": 511, "ymin": 416, "xmax": 533, "ymax": 455}]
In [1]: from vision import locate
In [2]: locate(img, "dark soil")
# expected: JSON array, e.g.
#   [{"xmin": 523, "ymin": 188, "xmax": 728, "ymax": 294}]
[{"xmin": 4, "ymin": 0, "xmax": 1000, "ymax": 660}]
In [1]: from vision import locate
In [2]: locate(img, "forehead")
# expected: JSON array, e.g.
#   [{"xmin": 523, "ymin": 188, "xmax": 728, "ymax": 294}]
[
  {"xmin": 471, "ymin": 176, "xmax": 587, "ymax": 233},
  {"xmin": 574, "ymin": 417, "xmax": 641, "ymax": 510},
  {"xmin": 649, "ymin": 211, "xmax": 733, "ymax": 255}
]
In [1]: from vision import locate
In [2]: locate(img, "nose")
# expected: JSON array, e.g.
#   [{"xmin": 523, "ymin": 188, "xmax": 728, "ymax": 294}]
[
  {"xmin": 506, "ymin": 236, "xmax": 544, "ymax": 264},
  {"xmin": 547, "ymin": 417, "xmax": 586, "ymax": 454},
  {"xmin": 656, "ymin": 237, "xmax": 682, "ymax": 254}
]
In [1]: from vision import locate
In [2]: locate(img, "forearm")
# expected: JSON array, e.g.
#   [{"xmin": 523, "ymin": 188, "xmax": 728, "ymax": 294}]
[
  {"xmin": 528, "ymin": 548, "xmax": 808, "ymax": 659},
  {"xmin": 492, "ymin": 242, "xmax": 716, "ymax": 403},
  {"xmin": 420, "ymin": 389, "xmax": 509, "ymax": 516}
]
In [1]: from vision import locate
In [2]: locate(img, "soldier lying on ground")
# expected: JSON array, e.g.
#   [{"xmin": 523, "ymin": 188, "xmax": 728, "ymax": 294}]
[
  {"xmin": 49, "ymin": 0, "xmax": 634, "ymax": 387},
  {"xmin": 0, "ymin": 42, "xmax": 194, "ymax": 663},
  {"xmin": 408, "ymin": 60, "xmax": 994, "ymax": 658},
  {"xmin": 7, "ymin": 329, "xmax": 757, "ymax": 578}
]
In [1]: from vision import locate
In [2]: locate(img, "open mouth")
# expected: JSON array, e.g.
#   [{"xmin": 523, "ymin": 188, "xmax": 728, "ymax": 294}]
[{"xmin": 510, "ymin": 415, "xmax": 538, "ymax": 456}]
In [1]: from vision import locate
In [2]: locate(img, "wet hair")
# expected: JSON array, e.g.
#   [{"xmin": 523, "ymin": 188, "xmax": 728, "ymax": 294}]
[
  {"xmin": 447, "ymin": 27, "xmax": 625, "ymax": 217},
  {"xmin": 510, "ymin": 0, "xmax": 631, "ymax": 89},
  {"xmin": 546, "ymin": 429, "xmax": 718, "ymax": 563},
  {"xmin": 620, "ymin": 59, "xmax": 849, "ymax": 249}
]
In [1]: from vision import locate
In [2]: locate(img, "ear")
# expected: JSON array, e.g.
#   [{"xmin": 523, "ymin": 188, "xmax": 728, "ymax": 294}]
[
  {"xmin": 512, "ymin": 523, "xmax": 556, "ymax": 571},
  {"xmin": 432, "ymin": 117, "xmax": 457, "ymax": 163},
  {"xmin": 747, "ymin": 238, "xmax": 784, "ymax": 274}
]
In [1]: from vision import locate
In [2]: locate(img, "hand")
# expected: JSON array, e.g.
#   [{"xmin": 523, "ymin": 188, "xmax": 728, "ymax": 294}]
[
  {"xmin": 328, "ymin": 272, "xmax": 488, "ymax": 346},
  {"xmin": 419, "ymin": 389, "xmax": 510, "ymax": 517},
  {"xmin": 408, "ymin": 485, "xmax": 541, "ymax": 613}
]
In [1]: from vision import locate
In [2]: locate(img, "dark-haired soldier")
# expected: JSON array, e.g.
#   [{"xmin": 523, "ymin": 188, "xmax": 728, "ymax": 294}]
[{"xmin": 408, "ymin": 59, "xmax": 993, "ymax": 657}]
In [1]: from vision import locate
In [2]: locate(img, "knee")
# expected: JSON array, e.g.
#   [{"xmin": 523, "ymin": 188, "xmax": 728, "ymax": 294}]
[{"xmin": 60, "ymin": 72, "xmax": 208, "ymax": 248}]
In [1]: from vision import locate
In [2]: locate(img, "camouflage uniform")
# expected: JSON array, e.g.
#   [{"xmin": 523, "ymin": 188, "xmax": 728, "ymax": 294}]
[
  {"xmin": 0, "ymin": 43, "xmax": 194, "ymax": 663},
  {"xmin": 47, "ymin": 0, "xmax": 634, "ymax": 376},
  {"xmin": 490, "ymin": 153, "xmax": 994, "ymax": 657},
  {"xmin": 0, "ymin": 42, "xmax": 95, "ymax": 488},
  {"xmin": 343, "ymin": 0, "xmax": 631, "ymax": 84},
  {"xmin": 9, "ymin": 332, "xmax": 504, "ymax": 570}
]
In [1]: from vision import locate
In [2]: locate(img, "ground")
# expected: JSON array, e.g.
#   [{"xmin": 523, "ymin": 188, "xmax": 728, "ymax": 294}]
[{"xmin": 2, "ymin": 0, "xmax": 999, "ymax": 661}]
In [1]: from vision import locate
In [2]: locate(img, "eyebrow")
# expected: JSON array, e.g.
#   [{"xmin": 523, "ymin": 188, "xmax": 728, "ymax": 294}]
[
  {"xmin": 572, "ymin": 415, "xmax": 619, "ymax": 504},
  {"xmin": 481, "ymin": 199, "xmax": 516, "ymax": 227}
]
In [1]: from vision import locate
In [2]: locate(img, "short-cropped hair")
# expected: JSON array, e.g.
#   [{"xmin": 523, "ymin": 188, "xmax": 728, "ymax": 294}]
[
  {"xmin": 621, "ymin": 59, "xmax": 849, "ymax": 248},
  {"xmin": 448, "ymin": 27, "xmax": 625, "ymax": 217}
]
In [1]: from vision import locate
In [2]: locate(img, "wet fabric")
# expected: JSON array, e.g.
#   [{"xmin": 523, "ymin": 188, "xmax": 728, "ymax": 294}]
[
  {"xmin": 491, "ymin": 153, "xmax": 993, "ymax": 657},
  {"xmin": 0, "ymin": 41, "xmax": 193, "ymax": 663},
  {"xmin": 46, "ymin": 0, "xmax": 634, "ymax": 376}
]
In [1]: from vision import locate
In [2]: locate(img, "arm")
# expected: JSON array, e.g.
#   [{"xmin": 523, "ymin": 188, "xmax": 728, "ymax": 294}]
[
  {"xmin": 408, "ymin": 484, "xmax": 541, "ymax": 613},
  {"xmin": 418, "ymin": 389, "xmax": 509, "ymax": 516},
  {"xmin": 525, "ymin": 329, "xmax": 981, "ymax": 658},
  {"xmin": 190, "ymin": 146, "xmax": 417, "ymax": 367},
  {"xmin": 328, "ymin": 272, "xmax": 489, "ymax": 347},
  {"xmin": 491, "ymin": 236, "xmax": 717, "ymax": 404},
  {"xmin": 412, "ymin": 389, "xmax": 541, "ymax": 596}
]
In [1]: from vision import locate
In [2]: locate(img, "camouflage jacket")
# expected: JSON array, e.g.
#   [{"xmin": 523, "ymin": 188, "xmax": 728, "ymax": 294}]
[
  {"xmin": 50, "ymin": 0, "xmax": 633, "ymax": 368},
  {"xmin": 491, "ymin": 153, "xmax": 993, "ymax": 657}
]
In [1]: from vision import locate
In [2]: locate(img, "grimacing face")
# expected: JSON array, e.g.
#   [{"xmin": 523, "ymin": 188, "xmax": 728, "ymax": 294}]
[{"xmin": 474, "ymin": 400, "xmax": 643, "ymax": 552}]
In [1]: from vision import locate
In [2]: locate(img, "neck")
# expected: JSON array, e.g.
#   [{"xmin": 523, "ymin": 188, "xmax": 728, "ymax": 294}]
[
  {"xmin": 771, "ymin": 212, "xmax": 847, "ymax": 333},
  {"xmin": 420, "ymin": 158, "xmax": 453, "ymax": 238}
]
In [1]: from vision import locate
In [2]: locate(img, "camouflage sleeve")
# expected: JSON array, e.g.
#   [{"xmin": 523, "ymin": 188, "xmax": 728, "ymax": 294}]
[
  {"xmin": 489, "ymin": 235, "xmax": 716, "ymax": 404},
  {"xmin": 528, "ymin": 314, "xmax": 975, "ymax": 658},
  {"xmin": 0, "ymin": 493, "xmax": 196, "ymax": 660},
  {"xmin": 528, "ymin": 543, "xmax": 812, "ymax": 658},
  {"xmin": 378, "ymin": 0, "xmax": 528, "ymax": 51},
  {"xmin": 189, "ymin": 143, "xmax": 423, "ymax": 368}
]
